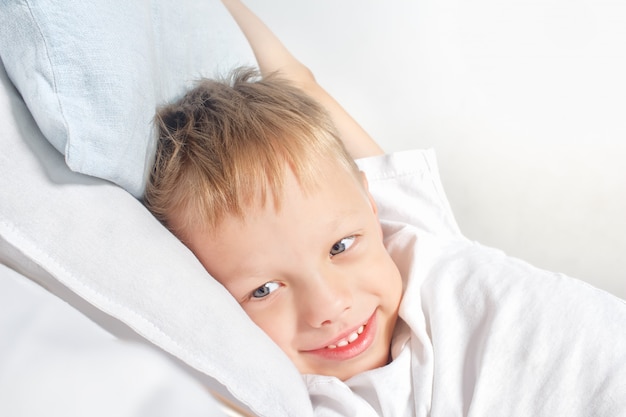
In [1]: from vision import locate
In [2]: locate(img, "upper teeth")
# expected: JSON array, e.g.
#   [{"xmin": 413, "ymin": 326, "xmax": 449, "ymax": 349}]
[{"xmin": 327, "ymin": 325, "xmax": 365, "ymax": 349}]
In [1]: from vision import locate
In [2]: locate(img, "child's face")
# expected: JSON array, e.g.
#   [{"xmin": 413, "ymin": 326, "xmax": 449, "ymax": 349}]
[{"xmin": 183, "ymin": 163, "xmax": 403, "ymax": 381}]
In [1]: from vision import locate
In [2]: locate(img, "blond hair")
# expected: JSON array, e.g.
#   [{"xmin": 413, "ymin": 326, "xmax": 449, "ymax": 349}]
[{"xmin": 144, "ymin": 68, "xmax": 360, "ymax": 238}]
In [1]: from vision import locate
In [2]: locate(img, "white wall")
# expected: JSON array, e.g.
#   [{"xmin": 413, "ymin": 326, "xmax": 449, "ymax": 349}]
[{"xmin": 249, "ymin": 0, "xmax": 626, "ymax": 299}]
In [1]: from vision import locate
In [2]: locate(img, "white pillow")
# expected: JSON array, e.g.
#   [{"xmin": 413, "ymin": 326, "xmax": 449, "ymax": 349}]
[{"xmin": 0, "ymin": 0, "xmax": 253, "ymax": 197}]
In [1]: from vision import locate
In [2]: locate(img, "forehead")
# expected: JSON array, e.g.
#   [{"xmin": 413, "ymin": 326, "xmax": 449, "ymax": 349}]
[
  {"xmin": 245, "ymin": 157, "xmax": 365, "ymax": 218},
  {"xmin": 186, "ymin": 162, "xmax": 372, "ymax": 276}
]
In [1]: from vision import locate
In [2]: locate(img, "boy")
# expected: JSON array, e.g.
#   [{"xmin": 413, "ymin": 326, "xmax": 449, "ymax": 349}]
[
  {"xmin": 146, "ymin": 1, "xmax": 626, "ymax": 415},
  {"xmin": 145, "ymin": 0, "xmax": 405, "ymax": 382}
]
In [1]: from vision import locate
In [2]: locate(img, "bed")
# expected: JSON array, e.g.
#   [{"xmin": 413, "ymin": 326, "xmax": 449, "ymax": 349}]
[{"xmin": 1, "ymin": 1, "xmax": 625, "ymax": 416}]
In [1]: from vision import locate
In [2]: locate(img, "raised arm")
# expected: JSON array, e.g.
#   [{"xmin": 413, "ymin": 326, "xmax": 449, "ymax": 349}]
[{"xmin": 221, "ymin": 0, "xmax": 383, "ymax": 158}]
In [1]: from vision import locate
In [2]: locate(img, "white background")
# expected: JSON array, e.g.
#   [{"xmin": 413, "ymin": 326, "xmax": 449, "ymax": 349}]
[{"xmin": 249, "ymin": 0, "xmax": 626, "ymax": 298}]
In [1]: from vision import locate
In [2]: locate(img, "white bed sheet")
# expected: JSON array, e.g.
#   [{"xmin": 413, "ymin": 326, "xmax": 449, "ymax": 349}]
[{"xmin": 0, "ymin": 263, "xmax": 227, "ymax": 417}]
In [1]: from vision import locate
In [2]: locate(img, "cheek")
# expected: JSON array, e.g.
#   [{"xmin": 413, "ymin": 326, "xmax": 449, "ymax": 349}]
[
  {"xmin": 369, "ymin": 246, "xmax": 403, "ymax": 302},
  {"xmin": 245, "ymin": 306, "xmax": 294, "ymax": 352},
  {"xmin": 388, "ymin": 265, "xmax": 403, "ymax": 306}
]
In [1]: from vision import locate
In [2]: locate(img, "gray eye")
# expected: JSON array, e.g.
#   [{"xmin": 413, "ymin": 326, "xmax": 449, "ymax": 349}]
[
  {"xmin": 252, "ymin": 282, "xmax": 280, "ymax": 298},
  {"xmin": 330, "ymin": 236, "xmax": 355, "ymax": 256}
]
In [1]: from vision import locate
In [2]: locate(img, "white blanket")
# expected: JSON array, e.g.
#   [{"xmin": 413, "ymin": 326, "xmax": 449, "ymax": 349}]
[{"xmin": 304, "ymin": 151, "xmax": 626, "ymax": 416}]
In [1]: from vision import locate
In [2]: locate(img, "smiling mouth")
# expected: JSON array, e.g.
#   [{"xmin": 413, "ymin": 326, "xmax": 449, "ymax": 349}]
[
  {"xmin": 304, "ymin": 312, "xmax": 377, "ymax": 361},
  {"xmin": 326, "ymin": 324, "xmax": 365, "ymax": 349}
]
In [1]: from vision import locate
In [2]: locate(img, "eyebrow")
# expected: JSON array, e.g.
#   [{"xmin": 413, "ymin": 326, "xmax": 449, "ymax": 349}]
[{"xmin": 324, "ymin": 208, "xmax": 361, "ymax": 233}]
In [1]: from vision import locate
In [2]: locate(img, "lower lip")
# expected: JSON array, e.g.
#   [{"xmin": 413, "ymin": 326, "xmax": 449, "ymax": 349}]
[{"xmin": 305, "ymin": 312, "xmax": 377, "ymax": 361}]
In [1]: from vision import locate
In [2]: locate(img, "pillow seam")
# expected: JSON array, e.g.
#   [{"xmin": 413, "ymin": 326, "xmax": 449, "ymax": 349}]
[{"xmin": 24, "ymin": 0, "xmax": 71, "ymax": 156}]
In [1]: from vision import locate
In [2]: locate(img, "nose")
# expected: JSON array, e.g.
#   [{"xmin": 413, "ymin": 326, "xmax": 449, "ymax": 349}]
[{"xmin": 299, "ymin": 269, "xmax": 352, "ymax": 328}]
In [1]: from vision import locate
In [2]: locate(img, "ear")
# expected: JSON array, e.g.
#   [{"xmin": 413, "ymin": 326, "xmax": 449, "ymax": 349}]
[{"xmin": 360, "ymin": 171, "xmax": 379, "ymax": 216}]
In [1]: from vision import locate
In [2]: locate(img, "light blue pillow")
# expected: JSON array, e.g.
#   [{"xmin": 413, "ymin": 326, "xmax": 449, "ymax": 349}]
[{"xmin": 0, "ymin": 0, "xmax": 254, "ymax": 197}]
